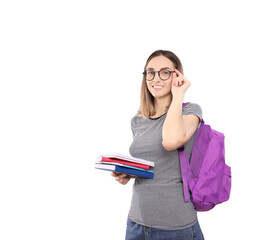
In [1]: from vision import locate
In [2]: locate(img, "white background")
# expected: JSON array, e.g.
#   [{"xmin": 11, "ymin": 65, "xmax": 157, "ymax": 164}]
[{"xmin": 1, "ymin": 0, "xmax": 279, "ymax": 239}]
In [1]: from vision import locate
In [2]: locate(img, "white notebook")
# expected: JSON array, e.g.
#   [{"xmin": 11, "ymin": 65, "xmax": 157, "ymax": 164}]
[{"xmin": 97, "ymin": 153, "xmax": 155, "ymax": 167}]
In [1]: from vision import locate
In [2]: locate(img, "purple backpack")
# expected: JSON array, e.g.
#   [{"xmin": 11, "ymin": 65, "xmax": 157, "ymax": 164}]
[{"xmin": 178, "ymin": 102, "xmax": 231, "ymax": 211}]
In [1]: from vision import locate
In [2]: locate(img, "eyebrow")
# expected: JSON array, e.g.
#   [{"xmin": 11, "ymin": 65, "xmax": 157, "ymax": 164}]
[{"xmin": 146, "ymin": 67, "xmax": 171, "ymax": 71}]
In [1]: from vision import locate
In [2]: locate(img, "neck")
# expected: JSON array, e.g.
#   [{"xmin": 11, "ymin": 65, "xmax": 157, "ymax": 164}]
[{"xmin": 153, "ymin": 94, "xmax": 172, "ymax": 116}]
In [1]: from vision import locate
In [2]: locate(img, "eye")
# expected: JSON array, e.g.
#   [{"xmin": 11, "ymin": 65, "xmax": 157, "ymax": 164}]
[
  {"xmin": 147, "ymin": 71, "xmax": 154, "ymax": 75},
  {"xmin": 161, "ymin": 70, "xmax": 169, "ymax": 75}
]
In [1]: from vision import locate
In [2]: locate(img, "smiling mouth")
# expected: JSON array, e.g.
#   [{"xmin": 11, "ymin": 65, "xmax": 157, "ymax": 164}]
[{"xmin": 152, "ymin": 86, "xmax": 164, "ymax": 89}]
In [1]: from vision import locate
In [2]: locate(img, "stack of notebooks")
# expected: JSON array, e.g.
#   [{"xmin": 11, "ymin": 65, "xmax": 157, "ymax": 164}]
[{"xmin": 95, "ymin": 153, "xmax": 155, "ymax": 179}]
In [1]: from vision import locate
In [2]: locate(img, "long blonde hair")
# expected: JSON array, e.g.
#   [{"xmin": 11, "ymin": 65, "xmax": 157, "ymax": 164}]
[{"xmin": 137, "ymin": 50, "xmax": 184, "ymax": 118}]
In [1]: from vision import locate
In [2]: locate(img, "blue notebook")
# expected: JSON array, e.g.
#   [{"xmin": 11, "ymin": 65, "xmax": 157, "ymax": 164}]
[{"xmin": 95, "ymin": 163, "xmax": 154, "ymax": 179}]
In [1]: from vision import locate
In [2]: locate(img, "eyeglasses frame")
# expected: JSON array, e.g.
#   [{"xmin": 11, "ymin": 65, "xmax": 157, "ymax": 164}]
[{"xmin": 142, "ymin": 70, "xmax": 175, "ymax": 81}]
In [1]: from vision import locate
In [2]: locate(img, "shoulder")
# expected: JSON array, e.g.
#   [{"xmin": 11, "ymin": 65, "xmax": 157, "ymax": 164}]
[
  {"xmin": 131, "ymin": 114, "xmax": 147, "ymax": 129},
  {"xmin": 182, "ymin": 102, "xmax": 202, "ymax": 120}
]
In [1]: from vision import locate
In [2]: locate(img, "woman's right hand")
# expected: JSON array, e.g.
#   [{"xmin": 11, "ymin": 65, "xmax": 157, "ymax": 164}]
[{"xmin": 111, "ymin": 172, "xmax": 133, "ymax": 185}]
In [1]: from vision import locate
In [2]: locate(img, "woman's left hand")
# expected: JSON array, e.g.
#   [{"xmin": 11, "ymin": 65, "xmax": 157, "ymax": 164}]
[
  {"xmin": 171, "ymin": 69, "xmax": 191, "ymax": 97},
  {"xmin": 111, "ymin": 172, "xmax": 133, "ymax": 185}
]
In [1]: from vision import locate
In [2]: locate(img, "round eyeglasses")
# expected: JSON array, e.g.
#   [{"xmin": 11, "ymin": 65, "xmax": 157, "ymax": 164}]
[{"xmin": 143, "ymin": 69, "xmax": 175, "ymax": 81}]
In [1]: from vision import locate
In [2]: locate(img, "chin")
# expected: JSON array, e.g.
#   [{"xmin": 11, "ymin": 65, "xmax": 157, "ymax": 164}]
[
  {"xmin": 148, "ymin": 86, "xmax": 171, "ymax": 99},
  {"xmin": 152, "ymin": 92, "xmax": 171, "ymax": 99}
]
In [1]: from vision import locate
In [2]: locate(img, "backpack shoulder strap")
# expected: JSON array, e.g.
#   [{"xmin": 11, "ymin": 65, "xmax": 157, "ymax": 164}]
[
  {"xmin": 178, "ymin": 102, "xmax": 202, "ymax": 202},
  {"xmin": 178, "ymin": 147, "xmax": 196, "ymax": 202}
]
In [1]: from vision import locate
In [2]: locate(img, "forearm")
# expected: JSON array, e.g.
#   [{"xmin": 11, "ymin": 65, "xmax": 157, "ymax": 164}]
[{"xmin": 162, "ymin": 94, "xmax": 186, "ymax": 150}]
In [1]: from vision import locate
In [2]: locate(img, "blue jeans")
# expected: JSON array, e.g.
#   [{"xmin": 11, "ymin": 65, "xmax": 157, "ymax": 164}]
[{"xmin": 125, "ymin": 219, "xmax": 204, "ymax": 240}]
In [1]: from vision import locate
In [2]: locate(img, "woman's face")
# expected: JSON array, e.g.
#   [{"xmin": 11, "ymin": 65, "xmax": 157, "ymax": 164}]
[{"xmin": 145, "ymin": 56, "xmax": 175, "ymax": 100}]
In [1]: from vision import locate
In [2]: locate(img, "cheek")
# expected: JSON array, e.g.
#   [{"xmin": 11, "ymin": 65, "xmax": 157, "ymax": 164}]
[
  {"xmin": 146, "ymin": 83, "xmax": 153, "ymax": 93},
  {"xmin": 165, "ymin": 80, "xmax": 172, "ymax": 91}
]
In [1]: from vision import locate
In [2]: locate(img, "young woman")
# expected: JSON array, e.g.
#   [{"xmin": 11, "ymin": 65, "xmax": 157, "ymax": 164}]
[{"xmin": 112, "ymin": 50, "xmax": 205, "ymax": 240}]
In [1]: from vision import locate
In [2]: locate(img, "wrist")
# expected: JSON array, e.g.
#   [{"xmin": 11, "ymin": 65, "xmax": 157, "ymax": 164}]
[{"xmin": 172, "ymin": 93, "xmax": 185, "ymax": 104}]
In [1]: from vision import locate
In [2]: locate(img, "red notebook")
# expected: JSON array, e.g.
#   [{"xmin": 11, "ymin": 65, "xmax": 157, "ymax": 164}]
[{"xmin": 101, "ymin": 157, "xmax": 150, "ymax": 170}]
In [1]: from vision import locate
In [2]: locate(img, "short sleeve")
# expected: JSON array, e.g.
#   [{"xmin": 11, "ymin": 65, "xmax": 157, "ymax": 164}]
[
  {"xmin": 182, "ymin": 103, "xmax": 202, "ymax": 123},
  {"xmin": 131, "ymin": 115, "xmax": 137, "ymax": 137}
]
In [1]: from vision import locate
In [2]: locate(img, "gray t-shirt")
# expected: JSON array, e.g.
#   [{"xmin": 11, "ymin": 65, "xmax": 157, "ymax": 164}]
[{"xmin": 128, "ymin": 103, "xmax": 203, "ymax": 230}]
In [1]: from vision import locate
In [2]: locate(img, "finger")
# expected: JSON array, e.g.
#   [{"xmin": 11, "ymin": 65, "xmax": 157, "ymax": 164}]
[
  {"xmin": 184, "ymin": 79, "xmax": 191, "ymax": 88},
  {"xmin": 178, "ymin": 79, "xmax": 183, "ymax": 86},
  {"xmin": 116, "ymin": 173, "xmax": 128, "ymax": 181},
  {"xmin": 118, "ymin": 175, "xmax": 131, "ymax": 184},
  {"xmin": 111, "ymin": 172, "xmax": 119, "ymax": 177},
  {"xmin": 119, "ymin": 178, "xmax": 130, "ymax": 185},
  {"xmin": 180, "ymin": 79, "xmax": 185, "ymax": 86},
  {"xmin": 174, "ymin": 69, "xmax": 183, "ymax": 77}
]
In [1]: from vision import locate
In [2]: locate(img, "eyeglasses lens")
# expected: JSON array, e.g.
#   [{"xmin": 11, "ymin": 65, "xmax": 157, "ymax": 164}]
[
  {"xmin": 146, "ymin": 71, "xmax": 154, "ymax": 81},
  {"xmin": 159, "ymin": 70, "xmax": 171, "ymax": 80}
]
